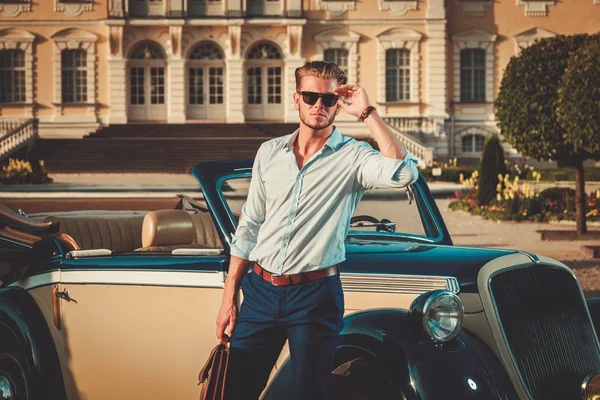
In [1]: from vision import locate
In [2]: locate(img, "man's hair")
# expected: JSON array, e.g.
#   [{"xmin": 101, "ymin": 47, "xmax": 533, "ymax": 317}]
[{"xmin": 294, "ymin": 61, "xmax": 347, "ymax": 92}]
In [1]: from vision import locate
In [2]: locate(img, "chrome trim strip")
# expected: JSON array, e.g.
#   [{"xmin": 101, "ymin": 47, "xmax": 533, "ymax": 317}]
[
  {"xmin": 486, "ymin": 262, "xmax": 537, "ymax": 400},
  {"xmin": 66, "ymin": 249, "xmax": 113, "ymax": 259},
  {"xmin": 517, "ymin": 250, "xmax": 538, "ymax": 263},
  {"xmin": 11, "ymin": 270, "xmax": 460, "ymax": 295},
  {"xmin": 10, "ymin": 270, "xmax": 225, "ymax": 290},
  {"xmin": 171, "ymin": 248, "xmax": 223, "ymax": 256},
  {"xmin": 341, "ymin": 273, "xmax": 459, "ymax": 294}
]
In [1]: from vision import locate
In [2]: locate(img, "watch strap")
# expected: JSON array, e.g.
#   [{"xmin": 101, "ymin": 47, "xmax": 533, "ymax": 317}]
[{"xmin": 360, "ymin": 106, "xmax": 377, "ymax": 121}]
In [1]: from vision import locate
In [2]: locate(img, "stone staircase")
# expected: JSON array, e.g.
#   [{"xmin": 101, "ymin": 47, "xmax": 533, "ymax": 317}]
[
  {"xmin": 37, "ymin": 119, "xmax": 435, "ymax": 173},
  {"xmin": 38, "ymin": 123, "xmax": 298, "ymax": 173}
]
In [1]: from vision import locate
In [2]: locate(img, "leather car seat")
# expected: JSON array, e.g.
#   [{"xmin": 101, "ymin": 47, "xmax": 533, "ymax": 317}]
[
  {"xmin": 44, "ymin": 215, "xmax": 145, "ymax": 252},
  {"xmin": 137, "ymin": 209, "xmax": 223, "ymax": 252}
]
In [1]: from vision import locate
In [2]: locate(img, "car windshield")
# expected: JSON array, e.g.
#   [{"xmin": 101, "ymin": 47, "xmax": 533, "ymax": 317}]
[{"xmin": 217, "ymin": 174, "xmax": 439, "ymax": 242}]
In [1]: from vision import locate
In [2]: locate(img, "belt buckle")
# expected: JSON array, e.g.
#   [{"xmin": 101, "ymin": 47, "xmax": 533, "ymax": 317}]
[{"xmin": 271, "ymin": 274, "xmax": 280, "ymax": 286}]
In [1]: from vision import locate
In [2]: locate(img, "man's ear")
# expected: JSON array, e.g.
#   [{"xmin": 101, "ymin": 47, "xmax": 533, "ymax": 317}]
[
  {"xmin": 293, "ymin": 92, "xmax": 300, "ymax": 111},
  {"xmin": 335, "ymin": 104, "xmax": 341, "ymax": 115}
]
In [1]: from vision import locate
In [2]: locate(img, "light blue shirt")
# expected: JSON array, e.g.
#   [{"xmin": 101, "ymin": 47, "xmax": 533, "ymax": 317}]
[{"xmin": 230, "ymin": 127, "xmax": 419, "ymax": 275}]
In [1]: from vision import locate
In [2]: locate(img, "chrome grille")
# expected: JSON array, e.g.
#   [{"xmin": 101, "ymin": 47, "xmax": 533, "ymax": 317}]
[{"xmin": 490, "ymin": 264, "xmax": 600, "ymax": 399}]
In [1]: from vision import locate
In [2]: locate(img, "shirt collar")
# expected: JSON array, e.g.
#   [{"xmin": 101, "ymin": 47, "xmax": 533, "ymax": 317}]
[{"xmin": 283, "ymin": 127, "xmax": 343, "ymax": 153}]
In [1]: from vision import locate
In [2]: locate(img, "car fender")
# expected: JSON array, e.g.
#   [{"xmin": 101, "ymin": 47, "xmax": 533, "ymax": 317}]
[
  {"xmin": 264, "ymin": 309, "xmax": 518, "ymax": 400},
  {"xmin": 0, "ymin": 286, "xmax": 67, "ymax": 399}
]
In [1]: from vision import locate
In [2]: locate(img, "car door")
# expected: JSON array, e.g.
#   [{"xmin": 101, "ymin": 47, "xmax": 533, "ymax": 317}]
[{"xmin": 41, "ymin": 252, "xmax": 226, "ymax": 399}]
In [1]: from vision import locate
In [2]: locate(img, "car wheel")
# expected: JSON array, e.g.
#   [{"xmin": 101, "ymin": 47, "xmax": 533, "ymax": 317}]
[
  {"xmin": 0, "ymin": 330, "xmax": 30, "ymax": 400},
  {"xmin": 331, "ymin": 348, "xmax": 406, "ymax": 400}
]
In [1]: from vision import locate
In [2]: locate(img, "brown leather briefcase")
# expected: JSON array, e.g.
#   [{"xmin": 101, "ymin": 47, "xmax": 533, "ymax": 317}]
[{"xmin": 198, "ymin": 343, "xmax": 230, "ymax": 400}]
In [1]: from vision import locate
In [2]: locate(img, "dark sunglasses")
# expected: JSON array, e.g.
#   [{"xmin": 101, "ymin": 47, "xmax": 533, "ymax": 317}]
[{"xmin": 299, "ymin": 91, "xmax": 339, "ymax": 107}]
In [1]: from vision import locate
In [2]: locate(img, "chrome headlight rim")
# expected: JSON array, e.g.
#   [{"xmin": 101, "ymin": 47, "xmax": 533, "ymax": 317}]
[
  {"xmin": 411, "ymin": 289, "xmax": 464, "ymax": 343},
  {"xmin": 581, "ymin": 370, "xmax": 600, "ymax": 400}
]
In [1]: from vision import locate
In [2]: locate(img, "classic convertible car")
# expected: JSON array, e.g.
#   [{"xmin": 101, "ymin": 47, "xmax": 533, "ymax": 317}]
[{"xmin": 1, "ymin": 160, "xmax": 600, "ymax": 400}]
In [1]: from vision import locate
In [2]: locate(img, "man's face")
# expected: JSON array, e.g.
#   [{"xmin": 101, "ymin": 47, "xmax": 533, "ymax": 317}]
[{"xmin": 293, "ymin": 76, "xmax": 340, "ymax": 131}]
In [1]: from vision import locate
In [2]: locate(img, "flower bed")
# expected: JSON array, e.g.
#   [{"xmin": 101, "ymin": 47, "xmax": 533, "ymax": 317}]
[
  {"xmin": 449, "ymin": 170, "xmax": 600, "ymax": 223},
  {"xmin": 0, "ymin": 158, "xmax": 52, "ymax": 185}
]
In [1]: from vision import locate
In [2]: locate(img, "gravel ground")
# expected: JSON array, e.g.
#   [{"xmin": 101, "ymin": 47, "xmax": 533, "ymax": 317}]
[{"xmin": 437, "ymin": 199, "xmax": 600, "ymax": 295}]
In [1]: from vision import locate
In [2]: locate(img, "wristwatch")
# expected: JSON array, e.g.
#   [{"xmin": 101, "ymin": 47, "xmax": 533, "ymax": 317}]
[{"xmin": 360, "ymin": 106, "xmax": 377, "ymax": 122}]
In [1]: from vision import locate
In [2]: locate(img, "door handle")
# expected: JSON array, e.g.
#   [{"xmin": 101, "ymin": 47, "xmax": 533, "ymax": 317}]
[{"xmin": 55, "ymin": 288, "xmax": 78, "ymax": 304}]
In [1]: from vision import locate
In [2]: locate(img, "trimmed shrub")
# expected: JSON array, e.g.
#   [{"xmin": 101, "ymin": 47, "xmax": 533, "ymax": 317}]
[{"xmin": 477, "ymin": 134, "xmax": 506, "ymax": 206}]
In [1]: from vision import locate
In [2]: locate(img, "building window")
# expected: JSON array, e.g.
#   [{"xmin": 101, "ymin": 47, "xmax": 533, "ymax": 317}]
[
  {"xmin": 188, "ymin": 42, "xmax": 224, "ymax": 106},
  {"xmin": 247, "ymin": 43, "xmax": 282, "ymax": 60},
  {"xmin": 460, "ymin": 49, "xmax": 486, "ymax": 103},
  {"xmin": 0, "ymin": 49, "xmax": 25, "ymax": 103},
  {"xmin": 324, "ymin": 48, "xmax": 348, "ymax": 75},
  {"xmin": 462, "ymin": 134, "xmax": 485, "ymax": 153},
  {"xmin": 247, "ymin": 67, "xmax": 262, "ymax": 104},
  {"xmin": 385, "ymin": 48, "xmax": 410, "ymax": 102},
  {"xmin": 61, "ymin": 49, "xmax": 87, "ymax": 103},
  {"xmin": 267, "ymin": 66, "xmax": 281, "ymax": 104}
]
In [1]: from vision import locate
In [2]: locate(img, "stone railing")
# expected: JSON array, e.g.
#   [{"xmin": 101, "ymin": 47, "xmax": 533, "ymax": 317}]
[
  {"xmin": 0, "ymin": 119, "xmax": 27, "ymax": 136},
  {"xmin": 110, "ymin": 0, "xmax": 302, "ymax": 18},
  {"xmin": 0, "ymin": 119, "xmax": 37, "ymax": 161},
  {"xmin": 384, "ymin": 122, "xmax": 434, "ymax": 168},
  {"xmin": 383, "ymin": 117, "xmax": 444, "ymax": 137}
]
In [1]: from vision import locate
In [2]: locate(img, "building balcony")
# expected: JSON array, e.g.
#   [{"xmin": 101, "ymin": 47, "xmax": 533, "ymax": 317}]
[{"xmin": 111, "ymin": 0, "xmax": 302, "ymax": 19}]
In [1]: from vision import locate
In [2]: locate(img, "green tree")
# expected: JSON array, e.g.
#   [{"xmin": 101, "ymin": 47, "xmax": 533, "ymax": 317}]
[
  {"xmin": 558, "ymin": 36, "xmax": 600, "ymax": 155},
  {"xmin": 496, "ymin": 34, "xmax": 596, "ymax": 234},
  {"xmin": 477, "ymin": 134, "xmax": 506, "ymax": 206}
]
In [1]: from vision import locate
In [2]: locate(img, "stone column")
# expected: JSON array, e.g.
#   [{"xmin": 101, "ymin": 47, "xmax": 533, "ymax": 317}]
[
  {"xmin": 227, "ymin": 0, "xmax": 243, "ymax": 17},
  {"xmin": 109, "ymin": 0, "xmax": 124, "ymax": 17},
  {"xmin": 108, "ymin": 25, "xmax": 127, "ymax": 124},
  {"xmin": 226, "ymin": 59, "xmax": 245, "ymax": 123},
  {"xmin": 284, "ymin": 25, "xmax": 304, "ymax": 123},
  {"xmin": 167, "ymin": 25, "xmax": 186, "ymax": 123},
  {"xmin": 168, "ymin": 58, "xmax": 186, "ymax": 123},
  {"xmin": 426, "ymin": 0, "xmax": 448, "ymax": 135},
  {"xmin": 226, "ymin": 25, "xmax": 244, "ymax": 122},
  {"xmin": 287, "ymin": 0, "xmax": 302, "ymax": 17},
  {"xmin": 108, "ymin": 58, "xmax": 127, "ymax": 124}
]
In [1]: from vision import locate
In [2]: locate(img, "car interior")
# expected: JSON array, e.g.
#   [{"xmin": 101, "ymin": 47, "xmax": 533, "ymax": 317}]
[{"xmin": 0, "ymin": 195, "xmax": 224, "ymax": 255}]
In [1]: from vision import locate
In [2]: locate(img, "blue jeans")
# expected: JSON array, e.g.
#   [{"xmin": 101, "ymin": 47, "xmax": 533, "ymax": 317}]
[{"xmin": 224, "ymin": 270, "xmax": 344, "ymax": 400}]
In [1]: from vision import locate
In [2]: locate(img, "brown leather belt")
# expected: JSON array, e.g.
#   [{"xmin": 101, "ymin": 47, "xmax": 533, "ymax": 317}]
[{"xmin": 252, "ymin": 263, "xmax": 338, "ymax": 286}]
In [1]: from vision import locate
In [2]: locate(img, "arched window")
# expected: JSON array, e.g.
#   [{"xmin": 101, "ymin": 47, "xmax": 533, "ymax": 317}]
[
  {"xmin": 130, "ymin": 42, "xmax": 166, "ymax": 60},
  {"xmin": 385, "ymin": 49, "xmax": 410, "ymax": 102},
  {"xmin": 0, "ymin": 49, "xmax": 25, "ymax": 103},
  {"xmin": 189, "ymin": 42, "xmax": 224, "ymax": 60},
  {"xmin": 188, "ymin": 42, "xmax": 225, "ymax": 107},
  {"xmin": 462, "ymin": 134, "xmax": 486, "ymax": 153},
  {"xmin": 247, "ymin": 43, "xmax": 282, "ymax": 60},
  {"xmin": 61, "ymin": 49, "xmax": 87, "ymax": 103},
  {"xmin": 127, "ymin": 41, "xmax": 167, "ymax": 120},
  {"xmin": 460, "ymin": 49, "xmax": 486, "ymax": 103},
  {"xmin": 324, "ymin": 48, "xmax": 348, "ymax": 74}
]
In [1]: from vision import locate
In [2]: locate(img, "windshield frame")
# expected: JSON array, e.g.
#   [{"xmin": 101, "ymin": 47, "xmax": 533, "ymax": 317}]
[{"xmin": 215, "ymin": 170, "xmax": 449, "ymax": 245}]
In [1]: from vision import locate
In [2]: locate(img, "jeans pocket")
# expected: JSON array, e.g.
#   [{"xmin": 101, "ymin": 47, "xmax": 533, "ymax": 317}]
[{"xmin": 324, "ymin": 275, "xmax": 345, "ymax": 320}]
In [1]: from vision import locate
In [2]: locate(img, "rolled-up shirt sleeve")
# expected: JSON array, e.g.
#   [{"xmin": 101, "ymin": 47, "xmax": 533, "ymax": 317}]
[
  {"xmin": 230, "ymin": 146, "xmax": 266, "ymax": 260},
  {"xmin": 354, "ymin": 141, "xmax": 419, "ymax": 190}
]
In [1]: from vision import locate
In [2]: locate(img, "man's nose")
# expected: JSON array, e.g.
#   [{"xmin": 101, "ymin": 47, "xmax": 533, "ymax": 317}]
[{"xmin": 313, "ymin": 97, "xmax": 326, "ymax": 108}]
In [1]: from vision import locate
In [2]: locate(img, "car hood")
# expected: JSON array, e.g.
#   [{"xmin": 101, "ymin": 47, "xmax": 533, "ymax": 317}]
[{"xmin": 343, "ymin": 238, "xmax": 521, "ymax": 293}]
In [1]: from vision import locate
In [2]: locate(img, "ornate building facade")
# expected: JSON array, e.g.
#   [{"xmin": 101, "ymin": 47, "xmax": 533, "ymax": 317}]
[{"xmin": 0, "ymin": 0, "xmax": 598, "ymax": 163}]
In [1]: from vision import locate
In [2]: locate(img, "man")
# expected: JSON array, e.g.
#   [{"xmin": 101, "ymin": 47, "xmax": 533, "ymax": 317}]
[{"xmin": 216, "ymin": 61, "xmax": 418, "ymax": 399}]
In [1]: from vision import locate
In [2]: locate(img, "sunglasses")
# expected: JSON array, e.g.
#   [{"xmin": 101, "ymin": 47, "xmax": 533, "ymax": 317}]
[{"xmin": 299, "ymin": 91, "xmax": 339, "ymax": 107}]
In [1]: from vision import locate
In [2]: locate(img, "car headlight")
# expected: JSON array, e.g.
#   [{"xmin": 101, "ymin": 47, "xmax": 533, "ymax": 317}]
[
  {"xmin": 581, "ymin": 371, "xmax": 600, "ymax": 400},
  {"xmin": 410, "ymin": 289, "xmax": 464, "ymax": 343}
]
